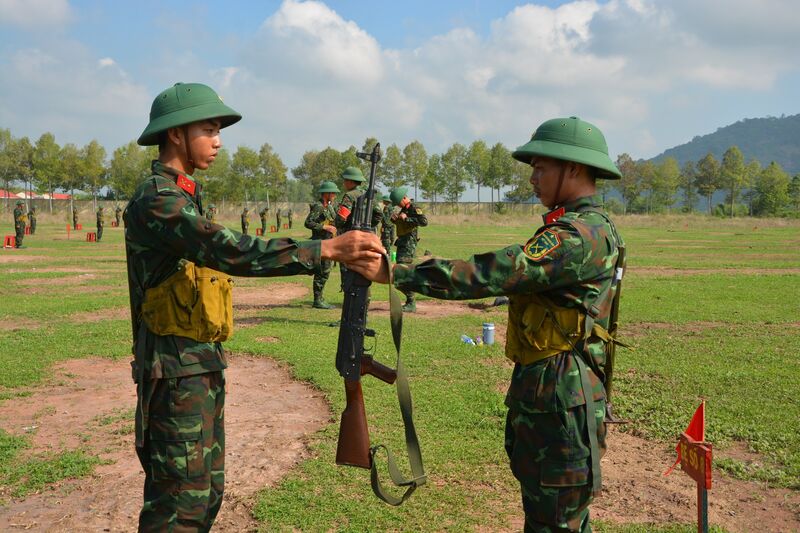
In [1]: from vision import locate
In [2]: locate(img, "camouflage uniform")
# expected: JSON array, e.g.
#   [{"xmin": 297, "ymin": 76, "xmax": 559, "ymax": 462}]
[
  {"xmin": 390, "ymin": 187, "xmax": 427, "ymax": 311},
  {"xmin": 13, "ymin": 202, "xmax": 26, "ymax": 248},
  {"xmin": 128, "ymin": 82, "xmax": 322, "ymax": 532},
  {"xmin": 28, "ymin": 206, "xmax": 36, "ymax": 235},
  {"xmin": 115, "ymin": 205, "xmax": 123, "ymax": 226},
  {"xmin": 206, "ymin": 205, "xmax": 216, "ymax": 223},
  {"xmin": 260, "ymin": 207, "xmax": 269, "ymax": 234},
  {"xmin": 288, "ymin": 208, "xmax": 293, "ymax": 229},
  {"xmin": 276, "ymin": 210, "xmax": 282, "ymax": 231},
  {"xmin": 72, "ymin": 207, "xmax": 79, "ymax": 230},
  {"xmin": 393, "ymin": 117, "xmax": 625, "ymax": 532},
  {"xmin": 240, "ymin": 208, "xmax": 250, "ymax": 235},
  {"xmin": 380, "ymin": 199, "xmax": 395, "ymax": 255},
  {"xmin": 96, "ymin": 207, "xmax": 105, "ymax": 242},
  {"xmin": 304, "ymin": 185, "xmax": 337, "ymax": 308},
  {"xmin": 334, "ymin": 178, "xmax": 382, "ymax": 287},
  {"xmin": 125, "ymin": 161, "xmax": 321, "ymax": 531}
]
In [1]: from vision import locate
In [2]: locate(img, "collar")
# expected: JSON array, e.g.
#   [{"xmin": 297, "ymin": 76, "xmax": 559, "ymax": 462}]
[
  {"xmin": 152, "ymin": 160, "xmax": 198, "ymax": 197},
  {"xmin": 542, "ymin": 194, "xmax": 604, "ymax": 225}
]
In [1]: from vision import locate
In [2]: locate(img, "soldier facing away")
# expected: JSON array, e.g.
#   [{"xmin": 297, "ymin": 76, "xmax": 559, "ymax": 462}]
[
  {"xmin": 287, "ymin": 208, "xmax": 293, "ymax": 229},
  {"xmin": 363, "ymin": 117, "xmax": 625, "ymax": 533},
  {"xmin": 275, "ymin": 209, "xmax": 282, "ymax": 232},
  {"xmin": 259, "ymin": 206, "xmax": 269, "ymax": 234},
  {"xmin": 96, "ymin": 206, "xmax": 105, "ymax": 242},
  {"xmin": 28, "ymin": 206, "xmax": 37, "ymax": 235},
  {"xmin": 241, "ymin": 207, "xmax": 250, "ymax": 235},
  {"xmin": 379, "ymin": 193, "xmax": 395, "ymax": 256},
  {"xmin": 13, "ymin": 200, "xmax": 27, "ymax": 248},
  {"xmin": 115, "ymin": 204, "xmax": 123, "ymax": 226},
  {"xmin": 72, "ymin": 207, "xmax": 79, "ymax": 230},
  {"xmin": 389, "ymin": 186, "xmax": 428, "ymax": 312},
  {"xmin": 124, "ymin": 82, "xmax": 383, "ymax": 531},
  {"xmin": 304, "ymin": 181, "xmax": 339, "ymax": 309}
]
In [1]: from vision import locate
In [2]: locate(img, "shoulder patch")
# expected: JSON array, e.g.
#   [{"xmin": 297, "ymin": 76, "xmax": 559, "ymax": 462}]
[{"xmin": 523, "ymin": 228, "xmax": 562, "ymax": 260}]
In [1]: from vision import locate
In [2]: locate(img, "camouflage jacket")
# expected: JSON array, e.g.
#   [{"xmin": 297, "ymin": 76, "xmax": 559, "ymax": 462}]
[
  {"xmin": 394, "ymin": 194, "xmax": 623, "ymax": 413},
  {"xmin": 394, "ymin": 202, "xmax": 427, "ymax": 239},
  {"xmin": 380, "ymin": 206, "xmax": 395, "ymax": 242},
  {"xmin": 304, "ymin": 201, "xmax": 336, "ymax": 240},
  {"xmin": 97, "ymin": 210, "xmax": 105, "ymax": 227},
  {"xmin": 124, "ymin": 161, "xmax": 321, "ymax": 382},
  {"xmin": 334, "ymin": 188, "xmax": 382, "ymax": 233},
  {"xmin": 13, "ymin": 207, "xmax": 26, "ymax": 227},
  {"xmin": 28, "ymin": 210, "xmax": 36, "ymax": 222}
]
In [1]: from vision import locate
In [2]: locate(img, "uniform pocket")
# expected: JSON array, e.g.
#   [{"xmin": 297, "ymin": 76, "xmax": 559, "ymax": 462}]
[
  {"xmin": 148, "ymin": 414, "xmax": 205, "ymax": 480},
  {"xmin": 540, "ymin": 458, "xmax": 590, "ymax": 487}
]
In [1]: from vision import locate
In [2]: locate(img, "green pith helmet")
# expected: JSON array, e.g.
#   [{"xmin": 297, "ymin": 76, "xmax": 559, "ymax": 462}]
[
  {"xmin": 208, "ymin": 203, "xmax": 216, "ymax": 209},
  {"xmin": 389, "ymin": 186, "xmax": 408, "ymax": 206},
  {"xmin": 512, "ymin": 116, "xmax": 621, "ymax": 179},
  {"xmin": 341, "ymin": 166, "xmax": 365, "ymax": 183},
  {"xmin": 16, "ymin": 200, "xmax": 24, "ymax": 206},
  {"xmin": 318, "ymin": 180, "xmax": 340, "ymax": 195},
  {"xmin": 381, "ymin": 193, "xmax": 391, "ymax": 202},
  {"xmin": 99, "ymin": 206, "xmax": 104, "ymax": 210},
  {"xmin": 137, "ymin": 83, "xmax": 242, "ymax": 146}
]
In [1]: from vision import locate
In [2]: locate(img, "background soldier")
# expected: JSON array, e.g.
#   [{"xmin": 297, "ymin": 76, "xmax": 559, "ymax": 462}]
[
  {"xmin": 287, "ymin": 208, "xmax": 294, "ymax": 229},
  {"xmin": 380, "ymin": 193, "xmax": 395, "ymax": 256},
  {"xmin": 13, "ymin": 200, "xmax": 27, "ymax": 248},
  {"xmin": 96, "ymin": 206, "xmax": 105, "ymax": 242},
  {"xmin": 72, "ymin": 207, "xmax": 79, "ymax": 230},
  {"xmin": 334, "ymin": 166, "xmax": 382, "ymax": 286},
  {"xmin": 206, "ymin": 203, "xmax": 217, "ymax": 222},
  {"xmin": 28, "ymin": 205, "xmax": 37, "ymax": 235},
  {"xmin": 305, "ymin": 181, "xmax": 339, "ymax": 308},
  {"xmin": 389, "ymin": 186, "xmax": 428, "ymax": 312},
  {"xmin": 241, "ymin": 207, "xmax": 250, "ymax": 235},
  {"xmin": 276, "ymin": 209, "xmax": 282, "ymax": 232},
  {"xmin": 260, "ymin": 206, "xmax": 269, "ymax": 234},
  {"xmin": 367, "ymin": 117, "xmax": 624, "ymax": 532},
  {"xmin": 126, "ymin": 82, "xmax": 382, "ymax": 532},
  {"xmin": 115, "ymin": 204, "xmax": 123, "ymax": 226}
]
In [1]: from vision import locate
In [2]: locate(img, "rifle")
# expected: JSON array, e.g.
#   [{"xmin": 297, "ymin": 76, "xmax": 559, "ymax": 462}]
[
  {"xmin": 335, "ymin": 142, "xmax": 426, "ymax": 505},
  {"xmin": 604, "ymin": 244, "xmax": 627, "ymax": 424}
]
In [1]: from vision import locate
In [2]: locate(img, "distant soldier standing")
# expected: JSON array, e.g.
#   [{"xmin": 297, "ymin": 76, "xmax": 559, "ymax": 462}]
[
  {"xmin": 334, "ymin": 166, "xmax": 382, "ymax": 286},
  {"xmin": 276, "ymin": 209, "xmax": 282, "ymax": 232},
  {"xmin": 260, "ymin": 206, "xmax": 269, "ymax": 234},
  {"xmin": 367, "ymin": 117, "xmax": 625, "ymax": 533},
  {"xmin": 96, "ymin": 206, "xmax": 105, "ymax": 242},
  {"xmin": 72, "ymin": 207, "xmax": 79, "ymax": 230},
  {"xmin": 241, "ymin": 207, "xmax": 250, "ymax": 235},
  {"xmin": 305, "ymin": 181, "xmax": 339, "ymax": 309},
  {"xmin": 115, "ymin": 204, "xmax": 123, "ymax": 226},
  {"xmin": 206, "ymin": 203, "xmax": 217, "ymax": 222},
  {"xmin": 389, "ymin": 186, "xmax": 428, "ymax": 312},
  {"xmin": 13, "ymin": 200, "xmax": 27, "ymax": 248},
  {"xmin": 287, "ymin": 208, "xmax": 294, "ymax": 229},
  {"xmin": 28, "ymin": 205, "xmax": 37, "ymax": 235},
  {"xmin": 125, "ymin": 82, "xmax": 383, "ymax": 531},
  {"xmin": 380, "ymin": 193, "xmax": 395, "ymax": 256}
]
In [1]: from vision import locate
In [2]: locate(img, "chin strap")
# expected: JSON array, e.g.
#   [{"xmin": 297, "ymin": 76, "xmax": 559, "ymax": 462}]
[{"xmin": 181, "ymin": 125, "xmax": 195, "ymax": 171}]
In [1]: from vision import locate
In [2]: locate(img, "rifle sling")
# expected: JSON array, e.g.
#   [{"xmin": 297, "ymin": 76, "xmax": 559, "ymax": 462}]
[{"xmin": 368, "ymin": 253, "xmax": 426, "ymax": 505}]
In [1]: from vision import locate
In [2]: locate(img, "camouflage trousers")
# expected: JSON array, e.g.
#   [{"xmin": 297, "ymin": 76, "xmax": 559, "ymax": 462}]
[
  {"xmin": 14, "ymin": 224, "xmax": 25, "ymax": 247},
  {"xmin": 241, "ymin": 223, "xmax": 249, "ymax": 235},
  {"xmin": 29, "ymin": 220, "xmax": 36, "ymax": 234},
  {"xmin": 97, "ymin": 225, "xmax": 103, "ymax": 242},
  {"xmin": 505, "ymin": 400, "xmax": 606, "ymax": 533},
  {"xmin": 395, "ymin": 234, "xmax": 417, "ymax": 304},
  {"xmin": 137, "ymin": 371, "xmax": 225, "ymax": 532},
  {"xmin": 261, "ymin": 220, "xmax": 267, "ymax": 234},
  {"xmin": 313, "ymin": 259, "xmax": 332, "ymax": 300}
]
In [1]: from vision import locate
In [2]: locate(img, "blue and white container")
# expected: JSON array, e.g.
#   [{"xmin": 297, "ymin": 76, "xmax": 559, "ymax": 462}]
[{"xmin": 482, "ymin": 322, "xmax": 495, "ymax": 345}]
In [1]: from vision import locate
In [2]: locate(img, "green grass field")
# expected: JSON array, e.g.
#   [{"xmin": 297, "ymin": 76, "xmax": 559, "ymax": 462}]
[{"xmin": 0, "ymin": 214, "xmax": 797, "ymax": 531}]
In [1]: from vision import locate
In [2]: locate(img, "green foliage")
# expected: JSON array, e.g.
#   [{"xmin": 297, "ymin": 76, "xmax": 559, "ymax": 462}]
[{"xmin": 753, "ymin": 161, "xmax": 790, "ymax": 216}]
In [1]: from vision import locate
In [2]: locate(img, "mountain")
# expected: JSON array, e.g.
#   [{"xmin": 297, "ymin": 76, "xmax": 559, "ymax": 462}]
[{"xmin": 651, "ymin": 114, "xmax": 800, "ymax": 175}]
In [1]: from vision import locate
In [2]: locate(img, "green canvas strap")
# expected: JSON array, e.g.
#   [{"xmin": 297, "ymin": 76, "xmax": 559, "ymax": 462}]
[
  {"xmin": 574, "ymin": 353, "xmax": 602, "ymax": 494},
  {"xmin": 368, "ymin": 256, "xmax": 426, "ymax": 505}
]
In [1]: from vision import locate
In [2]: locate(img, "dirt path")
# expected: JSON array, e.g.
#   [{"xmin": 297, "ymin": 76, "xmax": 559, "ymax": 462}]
[{"xmin": 0, "ymin": 355, "xmax": 329, "ymax": 532}]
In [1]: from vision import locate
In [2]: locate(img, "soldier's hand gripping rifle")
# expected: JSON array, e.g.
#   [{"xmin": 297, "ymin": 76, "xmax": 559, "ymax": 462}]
[{"xmin": 335, "ymin": 142, "xmax": 426, "ymax": 505}]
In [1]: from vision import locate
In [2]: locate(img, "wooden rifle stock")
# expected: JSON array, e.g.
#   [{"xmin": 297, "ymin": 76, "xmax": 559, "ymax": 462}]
[{"xmin": 336, "ymin": 379, "xmax": 371, "ymax": 469}]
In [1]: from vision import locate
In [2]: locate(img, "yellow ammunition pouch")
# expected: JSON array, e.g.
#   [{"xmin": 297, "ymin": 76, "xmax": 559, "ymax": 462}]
[
  {"xmin": 18, "ymin": 214, "xmax": 28, "ymax": 224},
  {"xmin": 394, "ymin": 218, "xmax": 415, "ymax": 237},
  {"xmin": 505, "ymin": 293, "xmax": 612, "ymax": 366},
  {"xmin": 141, "ymin": 260, "xmax": 234, "ymax": 343}
]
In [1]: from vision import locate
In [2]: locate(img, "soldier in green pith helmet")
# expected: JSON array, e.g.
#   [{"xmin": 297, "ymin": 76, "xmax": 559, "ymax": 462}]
[
  {"xmin": 28, "ymin": 205, "xmax": 37, "ymax": 235},
  {"xmin": 13, "ymin": 200, "xmax": 27, "ymax": 248},
  {"xmin": 206, "ymin": 203, "xmax": 216, "ymax": 222},
  {"xmin": 362, "ymin": 117, "xmax": 625, "ymax": 533},
  {"xmin": 259, "ymin": 206, "xmax": 269, "ymax": 234},
  {"xmin": 305, "ymin": 181, "xmax": 339, "ymax": 309},
  {"xmin": 241, "ymin": 207, "xmax": 250, "ymax": 235},
  {"xmin": 287, "ymin": 208, "xmax": 293, "ymax": 229},
  {"xmin": 125, "ymin": 82, "xmax": 384, "ymax": 532},
  {"xmin": 389, "ymin": 186, "xmax": 427, "ymax": 312},
  {"xmin": 115, "ymin": 204, "xmax": 123, "ymax": 226},
  {"xmin": 72, "ymin": 207, "xmax": 79, "ymax": 230},
  {"xmin": 96, "ymin": 206, "xmax": 105, "ymax": 242}
]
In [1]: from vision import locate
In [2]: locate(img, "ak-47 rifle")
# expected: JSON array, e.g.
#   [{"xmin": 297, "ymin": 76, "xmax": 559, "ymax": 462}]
[
  {"xmin": 604, "ymin": 244, "xmax": 627, "ymax": 423},
  {"xmin": 335, "ymin": 142, "xmax": 426, "ymax": 505}
]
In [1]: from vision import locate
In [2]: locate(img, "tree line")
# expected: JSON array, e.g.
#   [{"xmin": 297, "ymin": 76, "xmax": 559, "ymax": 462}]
[{"xmin": 1, "ymin": 127, "xmax": 798, "ymax": 217}]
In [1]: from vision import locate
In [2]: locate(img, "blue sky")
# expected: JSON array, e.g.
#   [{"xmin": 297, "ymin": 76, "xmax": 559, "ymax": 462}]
[{"xmin": 1, "ymin": 0, "xmax": 799, "ymax": 186}]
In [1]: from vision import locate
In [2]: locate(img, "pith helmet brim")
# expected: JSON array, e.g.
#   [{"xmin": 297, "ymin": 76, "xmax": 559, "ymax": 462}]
[{"xmin": 512, "ymin": 117, "xmax": 621, "ymax": 180}]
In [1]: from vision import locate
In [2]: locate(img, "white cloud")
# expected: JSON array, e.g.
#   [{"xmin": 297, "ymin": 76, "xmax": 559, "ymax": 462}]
[
  {"xmin": 0, "ymin": 0, "xmax": 72, "ymax": 29},
  {"xmin": 98, "ymin": 57, "xmax": 116, "ymax": 68}
]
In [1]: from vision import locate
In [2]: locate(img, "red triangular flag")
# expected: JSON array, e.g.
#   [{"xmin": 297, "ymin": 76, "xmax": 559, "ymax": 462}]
[{"xmin": 664, "ymin": 400, "xmax": 705, "ymax": 476}]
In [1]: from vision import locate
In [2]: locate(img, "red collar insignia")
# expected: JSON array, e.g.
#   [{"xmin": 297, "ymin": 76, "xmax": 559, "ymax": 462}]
[
  {"xmin": 176, "ymin": 174, "xmax": 196, "ymax": 196},
  {"xmin": 544, "ymin": 207, "xmax": 565, "ymax": 225}
]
